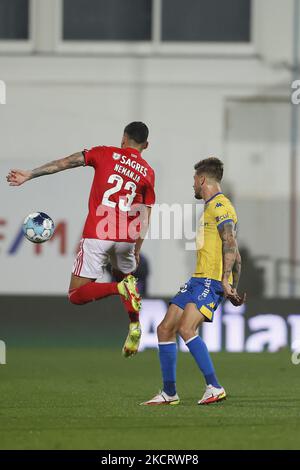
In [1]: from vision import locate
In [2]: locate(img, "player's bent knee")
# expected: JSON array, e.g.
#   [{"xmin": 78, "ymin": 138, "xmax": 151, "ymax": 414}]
[
  {"xmin": 157, "ymin": 322, "xmax": 168, "ymax": 335},
  {"xmin": 178, "ymin": 325, "xmax": 195, "ymax": 342},
  {"xmin": 68, "ymin": 288, "xmax": 86, "ymax": 305},
  {"xmin": 157, "ymin": 322, "xmax": 176, "ymax": 341}
]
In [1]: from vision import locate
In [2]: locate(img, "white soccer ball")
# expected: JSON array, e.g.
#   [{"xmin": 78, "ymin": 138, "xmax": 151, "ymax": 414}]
[{"xmin": 22, "ymin": 212, "xmax": 55, "ymax": 243}]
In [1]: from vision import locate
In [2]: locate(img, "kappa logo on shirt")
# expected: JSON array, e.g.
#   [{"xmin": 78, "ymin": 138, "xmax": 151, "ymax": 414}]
[
  {"xmin": 215, "ymin": 202, "xmax": 224, "ymax": 208},
  {"xmin": 216, "ymin": 213, "xmax": 229, "ymax": 223},
  {"xmin": 112, "ymin": 152, "xmax": 122, "ymax": 160}
]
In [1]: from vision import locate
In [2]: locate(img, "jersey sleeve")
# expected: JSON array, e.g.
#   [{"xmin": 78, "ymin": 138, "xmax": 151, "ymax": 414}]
[
  {"xmin": 83, "ymin": 146, "xmax": 105, "ymax": 168},
  {"xmin": 143, "ymin": 170, "xmax": 156, "ymax": 207},
  {"xmin": 214, "ymin": 200, "xmax": 237, "ymax": 229}
]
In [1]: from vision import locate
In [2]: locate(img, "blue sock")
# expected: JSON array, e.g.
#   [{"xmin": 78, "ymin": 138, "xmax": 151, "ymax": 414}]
[
  {"xmin": 186, "ymin": 336, "xmax": 221, "ymax": 388},
  {"xmin": 158, "ymin": 343, "xmax": 177, "ymax": 396}
]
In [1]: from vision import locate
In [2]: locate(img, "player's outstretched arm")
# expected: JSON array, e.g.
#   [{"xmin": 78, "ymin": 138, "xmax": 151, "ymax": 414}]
[
  {"xmin": 6, "ymin": 152, "xmax": 85, "ymax": 186},
  {"xmin": 218, "ymin": 221, "xmax": 246, "ymax": 306}
]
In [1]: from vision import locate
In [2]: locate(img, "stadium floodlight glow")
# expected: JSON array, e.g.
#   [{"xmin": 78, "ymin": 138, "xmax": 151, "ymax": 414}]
[
  {"xmin": 0, "ymin": 340, "xmax": 6, "ymax": 365},
  {"xmin": 0, "ymin": 80, "xmax": 6, "ymax": 104}
]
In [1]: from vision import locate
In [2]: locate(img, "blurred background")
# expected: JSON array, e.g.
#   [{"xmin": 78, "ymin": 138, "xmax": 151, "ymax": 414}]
[{"xmin": 1, "ymin": 0, "xmax": 300, "ymax": 352}]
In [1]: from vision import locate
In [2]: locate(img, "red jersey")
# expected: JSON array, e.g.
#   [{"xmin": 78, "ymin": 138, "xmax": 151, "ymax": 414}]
[{"xmin": 82, "ymin": 146, "xmax": 155, "ymax": 242}]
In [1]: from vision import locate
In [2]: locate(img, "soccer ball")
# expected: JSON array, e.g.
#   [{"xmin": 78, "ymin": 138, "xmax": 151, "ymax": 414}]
[{"xmin": 23, "ymin": 212, "xmax": 55, "ymax": 243}]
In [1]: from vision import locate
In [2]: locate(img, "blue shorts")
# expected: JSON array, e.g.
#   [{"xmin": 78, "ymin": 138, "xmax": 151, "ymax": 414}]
[{"xmin": 170, "ymin": 277, "xmax": 224, "ymax": 322}]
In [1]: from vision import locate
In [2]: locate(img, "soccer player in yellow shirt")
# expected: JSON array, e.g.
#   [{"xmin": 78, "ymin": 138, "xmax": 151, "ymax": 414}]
[{"xmin": 142, "ymin": 157, "xmax": 245, "ymax": 405}]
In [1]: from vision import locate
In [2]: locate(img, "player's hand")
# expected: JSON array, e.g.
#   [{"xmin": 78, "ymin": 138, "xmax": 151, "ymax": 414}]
[
  {"xmin": 228, "ymin": 290, "xmax": 246, "ymax": 306},
  {"xmin": 222, "ymin": 281, "xmax": 246, "ymax": 306},
  {"xmin": 6, "ymin": 169, "xmax": 31, "ymax": 186}
]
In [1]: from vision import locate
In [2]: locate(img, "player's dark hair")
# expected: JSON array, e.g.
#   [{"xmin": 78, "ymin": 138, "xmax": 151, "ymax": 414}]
[
  {"xmin": 194, "ymin": 157, "xmax": 224, "ymax": 182},
  {"xmin": 124, "ymin": 121, "xmax": 149, "ymax": 144}
]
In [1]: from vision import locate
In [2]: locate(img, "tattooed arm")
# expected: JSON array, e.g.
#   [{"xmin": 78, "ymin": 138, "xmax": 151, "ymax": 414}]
[
  {"xmin": 218, "ymin": 221, "xmax": 245, "ymax": 306},
  {"xmin": 6, "ymin": 152, "xmax": 85, "ymax": 186},
  {"xmin": 232, "ymin": 248, "xmax": 242, "ymax": 290}
]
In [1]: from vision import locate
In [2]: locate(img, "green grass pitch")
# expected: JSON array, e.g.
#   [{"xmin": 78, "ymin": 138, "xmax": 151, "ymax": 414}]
[{"xmin": 0, "ymin": 348, "xmax": 299, "ymax": 450}]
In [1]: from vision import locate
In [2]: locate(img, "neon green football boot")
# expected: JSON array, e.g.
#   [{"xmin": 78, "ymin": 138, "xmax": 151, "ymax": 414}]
[
  {"xmin": 117, "ymin": 274, "xmax": 141, "ymax": 312},
  {"xmin": 122, "ymin": 321, "xmax": 142, "ymax": 358}
]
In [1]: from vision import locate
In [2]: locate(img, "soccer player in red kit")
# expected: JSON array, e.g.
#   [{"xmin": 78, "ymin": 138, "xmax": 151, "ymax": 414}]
[{"xmin": 6, "ymin": 122, "xmax": 155, "ymax": 357}]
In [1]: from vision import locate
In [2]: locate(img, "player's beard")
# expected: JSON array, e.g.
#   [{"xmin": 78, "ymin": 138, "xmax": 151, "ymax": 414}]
[{"xmin": 194, "ymin": 189, "xmax": 202, "ymax": 200}]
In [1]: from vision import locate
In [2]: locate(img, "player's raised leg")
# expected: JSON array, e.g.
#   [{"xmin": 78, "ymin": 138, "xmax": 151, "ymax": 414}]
[
  {"xmin": 141, "ymin": 304, "xmax": 183, "ymax": 405},
  {"xmin": 178, "ymin": 303, "xmax": 226, "ymax": 405},
  {"xmin": 68, "ymin": 239, "xmax": 140, "ymax": 313},
  {"xmin": 69, "ymin": 272, "xmax": 140, "ymax": 309}
]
